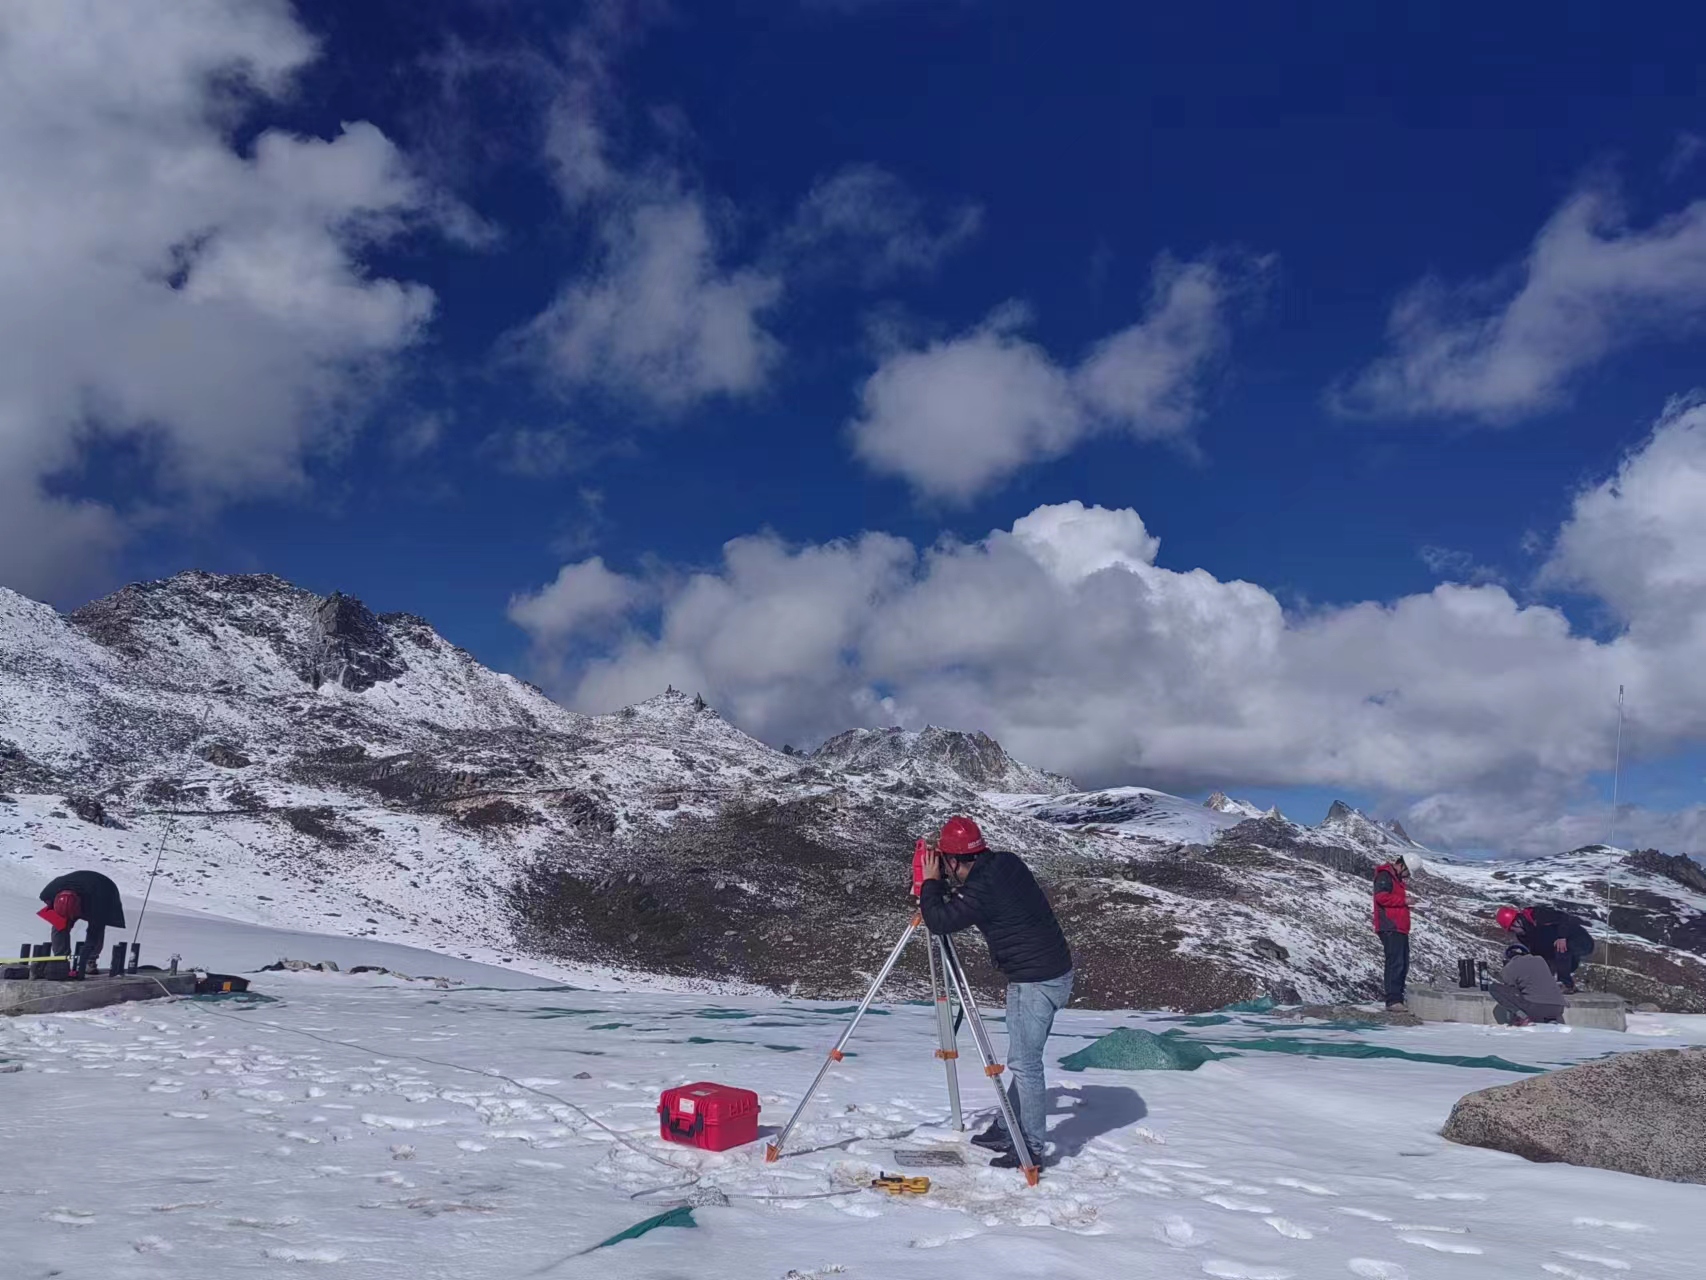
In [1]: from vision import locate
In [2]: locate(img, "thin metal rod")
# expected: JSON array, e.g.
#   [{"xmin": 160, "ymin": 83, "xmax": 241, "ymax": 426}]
[
  {"xmin": 939, "ymin": 935, "xmax": 1038, "ymax": 1184},
  {"xmin": 928, "ymin": 934, "xmax": 964, "ymax": 1131},
  {"xmin": 1607, "ymin": 684, "xmax": 1625, "ymax": 974},
  {"xmin": 132, "ymin": 701, "xmax": 213, "ymax": 949},
  {"xmin": 766, "ymin": 916, "xmax": 921, "ymax": 1161}
]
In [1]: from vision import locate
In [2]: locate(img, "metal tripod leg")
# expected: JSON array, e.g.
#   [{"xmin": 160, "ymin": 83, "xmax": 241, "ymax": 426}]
[
  {"xmin": 766, "ymin": 915, "xmax": 921, "ymax": 1162},
  {"xmin": 939, "ymin": 935, "xmax": 1039, "ymax": 1185},
  {"xmin": 928, "ymin": 933, "xmax": 964, "ymax": 1131}
]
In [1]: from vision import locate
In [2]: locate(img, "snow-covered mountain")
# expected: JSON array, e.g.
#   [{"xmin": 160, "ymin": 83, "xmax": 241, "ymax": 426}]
[
  {"xmin": 810, "ymin": 725, "xmax": 1073, "ymax": 794},
  {"xmin": 1205, "ymin": 790, "xmax": 1272, "ymax": 821},
  {"xmin": 3, "ymin": 571, "xmax": 1704, "ymax": 1012}
]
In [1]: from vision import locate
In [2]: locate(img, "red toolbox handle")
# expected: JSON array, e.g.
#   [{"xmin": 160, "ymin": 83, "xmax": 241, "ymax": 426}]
[{"xmin": 665, "ymin": 1111, "xmax": 705, "ymax": 1139}]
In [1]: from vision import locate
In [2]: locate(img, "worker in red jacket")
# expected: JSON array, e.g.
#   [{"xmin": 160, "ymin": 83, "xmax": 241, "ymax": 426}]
[{"xmin": 1372, "ymin": 854, "xmax": 1412, "ymax": 1011}]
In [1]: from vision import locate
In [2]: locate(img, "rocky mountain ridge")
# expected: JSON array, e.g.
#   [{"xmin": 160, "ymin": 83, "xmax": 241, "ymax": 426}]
[{"xmin": 3, "ymin": 571, "xmax": 1704, "ymax": 1011}]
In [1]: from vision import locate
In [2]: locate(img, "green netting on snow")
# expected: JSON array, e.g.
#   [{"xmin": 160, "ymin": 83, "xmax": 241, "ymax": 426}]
[
  {"xmin": 591, "ymin": 1206, "xmax": 696, "ymax": 1252},
  {"xmin": 1058, "ymin": 1028, "xmax": 1235, "ymax": 1072},
  {"xmin": 1219, "ymin": 996, "xmax": 1277, "ymax": 1014},
  {"xmin": 1201, "ymin": 1037, "xmax": 1544, "ymax": 1073}
]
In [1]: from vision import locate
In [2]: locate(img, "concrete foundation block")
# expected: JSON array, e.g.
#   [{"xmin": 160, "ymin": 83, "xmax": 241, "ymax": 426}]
[
  {"xmin": 1407, "ymin": 984, "xmax": 1626, "ymax": 1032},
  {"xmin": 0, "ymin": 972, "xmax": 198, "ymax": 1016}
]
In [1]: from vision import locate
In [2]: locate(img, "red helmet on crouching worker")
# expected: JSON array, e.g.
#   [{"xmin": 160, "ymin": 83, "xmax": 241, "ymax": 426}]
[
  {"xmin": 1496, "ymin": 906, "xmax": 1519, "ymax": 931},
  {"xmin": 37, "ymin": 889, "xmax": 82, "ymax": 933},
  {"xmin": 938, "ymin": 816, "xmax": 988, "ymax": 856}
]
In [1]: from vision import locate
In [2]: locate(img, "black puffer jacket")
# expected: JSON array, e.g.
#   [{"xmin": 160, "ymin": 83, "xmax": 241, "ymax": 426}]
[
  {"xmin": 1516, "ymin": 905, "xmax": 1593, "ymax": 955},
  {"xmin": 920, "ymin": 850, "xmax": 1071, "ymax": 984},
  {"xmin": 40, "ymin": 870, "xmax": 127, "ymax": 928}
]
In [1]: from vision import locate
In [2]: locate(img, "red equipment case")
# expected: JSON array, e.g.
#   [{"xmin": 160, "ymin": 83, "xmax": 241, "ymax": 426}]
[{"xmin": 657, "ymin": 1081, "xmax": 761, "ymax": 1152}]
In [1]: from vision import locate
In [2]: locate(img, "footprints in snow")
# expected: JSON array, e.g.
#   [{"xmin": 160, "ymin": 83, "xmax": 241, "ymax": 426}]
[{"xmin": 1347, "ymin": 1262, "xmax": 1408, "ymax": 1280}]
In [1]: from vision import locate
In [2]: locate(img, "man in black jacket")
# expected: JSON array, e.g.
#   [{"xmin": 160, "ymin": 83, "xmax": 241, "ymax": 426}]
[
  {"xmin": 38, "ymin": 870, "xmax": 126, "ymax": 974},
  {"xmin": 919, "ymin": 816, "xmax": 1073, "ymax": 1169},
  {"xmin": 1497, "ymin": 904, "xmax": 1594, "ymax": 994}
]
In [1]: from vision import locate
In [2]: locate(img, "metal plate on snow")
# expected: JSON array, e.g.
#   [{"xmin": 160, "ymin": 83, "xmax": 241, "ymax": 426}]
[{"xmin": 891, "ymin": 1147, "xmax": 965, "ymax": 1168}]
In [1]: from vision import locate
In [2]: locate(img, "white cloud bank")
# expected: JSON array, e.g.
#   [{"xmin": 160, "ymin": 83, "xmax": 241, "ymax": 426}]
[
  {"xmin": 0, "ymin": 0, "xmax": 461, "ymax": 600},
  {"xmin": 851, "ymin": 255, "xmax": 1266, "ymax": 501},
  {"xmin": 513, "ymin": 399, "xmax": 1706, "ymax": 855},
  {"xmin": 1334, "ymin": 183, "xmax": 1706, "ymax": 422}
]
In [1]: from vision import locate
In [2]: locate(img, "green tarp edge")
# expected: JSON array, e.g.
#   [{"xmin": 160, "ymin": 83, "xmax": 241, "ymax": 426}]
[
  {"xmin": 592, "ymin": 1205, "xmax": 697, "ymax": 1251},
  {"xmin": 1197, "ymin": 1036, "xmax": 1546, "ymax": 1073}
]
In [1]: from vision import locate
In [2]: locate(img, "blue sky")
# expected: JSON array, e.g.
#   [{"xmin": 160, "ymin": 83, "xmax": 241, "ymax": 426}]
[{"xmin": 5, "ymin": 0, "xmax": 1706, "ymax": 854}]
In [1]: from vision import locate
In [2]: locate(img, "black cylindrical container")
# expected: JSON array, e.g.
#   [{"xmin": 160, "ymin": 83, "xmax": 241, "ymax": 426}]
[
  {"xmin": 31, "ymin": 942, "xmax": 55, "ymax": 980},
  {"xmin": 1457, "ymin": 958, "xmax": 1474, "ymax": 988},
  {"xmin": 111, "ymin": 942, "xmax": 127, "ymax": 979},
  {"xmin": 128, "ymin": 942, "xmax": 140, "ymax": 975}
]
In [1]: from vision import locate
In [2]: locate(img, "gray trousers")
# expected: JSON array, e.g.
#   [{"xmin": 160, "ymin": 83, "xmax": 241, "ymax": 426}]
[
  {"xmin": 1000, "ymin": 969, "xmax": 1074, "ymax": 1153},
  {"xmin": 1489, "ymin": 981, "xmax": 1564, "ymax": 1024}
]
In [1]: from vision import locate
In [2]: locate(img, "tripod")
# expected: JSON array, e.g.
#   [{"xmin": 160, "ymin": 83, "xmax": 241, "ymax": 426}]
[{"xmin": 765, "ymin": 913, "xmax": 1040, "ymax": 1186}]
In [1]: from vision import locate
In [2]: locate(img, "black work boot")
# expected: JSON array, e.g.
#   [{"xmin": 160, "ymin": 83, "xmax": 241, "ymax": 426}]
[{"xmin": 970, "ymin": 1121, "xmax": 1009, "ymax": 1150}]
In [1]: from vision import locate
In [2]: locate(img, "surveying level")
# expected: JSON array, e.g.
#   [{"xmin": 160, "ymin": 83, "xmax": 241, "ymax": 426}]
[{"xmin": 766, "ymin": 913, "xmax": 1041, "ymax": 1187}]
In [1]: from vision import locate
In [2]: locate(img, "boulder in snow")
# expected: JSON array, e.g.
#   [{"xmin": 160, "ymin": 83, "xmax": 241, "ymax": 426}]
[{"xmin": 1442, "ymin": 1047, "xmax": 1706, "ymax": 1182}]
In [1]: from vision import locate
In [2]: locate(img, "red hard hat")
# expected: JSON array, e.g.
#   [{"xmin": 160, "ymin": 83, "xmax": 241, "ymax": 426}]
[
  {"xmin": 938, "ymin": 816, "xmax": 987, "ymax": 856},
  {"xmin": 52, "ymin": 890, "xmax": 81, "ymax": 923},
  {"xmin": 1495, "ymin": 906, "xmax": 1518, "ymax": 931}
]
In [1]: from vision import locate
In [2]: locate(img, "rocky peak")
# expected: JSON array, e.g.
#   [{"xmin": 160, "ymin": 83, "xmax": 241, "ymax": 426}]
[
  {"xmin": 811, "ymin": 725, "xmax": 1073, "ymax": 794},
  {"xmin": 1628, "ymin": 848, "xmax": 1706, "ymax": 896},
  {"xmin": 1206, "ymin": 790, "xmax": 1266, "ymax": 819},
  {"xmin": 300, "ymin": 591, "xmax": 407, "ymax": 693}
]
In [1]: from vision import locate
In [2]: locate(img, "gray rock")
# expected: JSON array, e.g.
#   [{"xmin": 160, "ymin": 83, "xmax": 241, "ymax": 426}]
[
  {"xmin": 198, "ymin": 741, "xmax": 253, "ymax": 769},
  {"xmin": 299, "ymin": 591, "xmax": 406, "ymax": 692},
  {"xmin": 1443, "ymin": 1047, "xmax": 1706, "ymax": 1182}
]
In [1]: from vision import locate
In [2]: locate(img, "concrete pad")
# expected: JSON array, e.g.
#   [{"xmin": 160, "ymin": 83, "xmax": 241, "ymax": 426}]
[
  {"xmin": 0, "ymin": 971, "xmax": 197, "ymax": 1016},
  {"xmin": 1408, "ymin": 984, "xmax": 1626, "ymax": 1031}
]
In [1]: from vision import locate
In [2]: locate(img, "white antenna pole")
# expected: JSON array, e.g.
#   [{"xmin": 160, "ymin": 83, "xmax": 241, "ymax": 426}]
[{"xmin": 1607, "ymin": 684, "xmax": 1625, "ymax": 976}]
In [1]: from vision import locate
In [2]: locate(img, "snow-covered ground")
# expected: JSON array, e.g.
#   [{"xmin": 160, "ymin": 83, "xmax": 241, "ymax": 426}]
[
  {"xmin": 3, "ymin": 905, "xmax": 1704, "ymax": 1279},
  {"xmin": 989, "ymin": 787, "xmax": 1249, "ymax": 847}
]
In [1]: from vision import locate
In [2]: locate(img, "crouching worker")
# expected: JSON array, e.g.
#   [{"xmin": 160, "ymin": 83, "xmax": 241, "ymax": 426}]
[
  {"xmin": 1496, "ymin": 905, "xmax": 1595, "ymax": 994},
  {"xmin": 1488, "ymin": 943, "xmax": 1567, "ymax": 1027},
  {"xmin": 37, "ymin": 870, "xmax": 126, "ymax": 974},
  {"xmin": 919, "ymin": 816, "xmax": 1073, "ymax": 1171}
]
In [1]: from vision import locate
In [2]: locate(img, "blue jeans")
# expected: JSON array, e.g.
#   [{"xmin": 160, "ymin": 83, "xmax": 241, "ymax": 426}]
[{"xmin": 1002, "ymin": 970, "xmax": 1074, "ymax": 1153}]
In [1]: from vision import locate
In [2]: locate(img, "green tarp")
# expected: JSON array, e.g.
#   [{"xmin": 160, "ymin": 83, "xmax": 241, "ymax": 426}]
[
  {"xmin": 591, "ymin": 1205, "xmax": 697, "ymax": 1251},
  {"xmin": 1060, "ymin": 1027, "xmax": 1545, "ymax": 1075},
  {"xmin": 1058, "ymin": 1027, "xmax": 1234, "ymax": 1072},
  {"xmin": 1201, "ymin": 1036, "xmax": 1545, "ymax": 1074},
  {"xmin": 1219, "ymin": 995, "xmax": 1277, "ymax": 1013}
]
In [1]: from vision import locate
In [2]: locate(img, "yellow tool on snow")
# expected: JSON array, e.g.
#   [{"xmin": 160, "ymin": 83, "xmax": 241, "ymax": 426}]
[{"xmin": 869, "ymin": 1173, "xmax": 930, "ymax": 1195}]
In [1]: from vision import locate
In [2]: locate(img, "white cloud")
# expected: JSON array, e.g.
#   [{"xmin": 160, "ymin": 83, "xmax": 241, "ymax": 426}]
[
  {"xmin": 0, "ymin": 0, "xmax": 455, "ymax": 600},
  {"xmin": 850, "ymin": 256, "xmax": 1260, "ymax": 501},
  {"xmin": 1541, "ymin": 397, "xmax": 1706, "ymax": 629},
  {"xmin": 527, "ymin": 198, "xmax": 784, "ymax": 408},
  {"xmin": 781, "ymin": 164, "xmax": 982, "ymax": 285},
  {"xmin": 1334, "ymin": 183, "xmax": 1706, "ymax": 422},
  {"xmin": 508, "ymin": 557, "xmax": 650, "ymax": 646},
  {"xmin": 514, "ymin": 402, "xmax": 1706, "ymax": 855}
]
